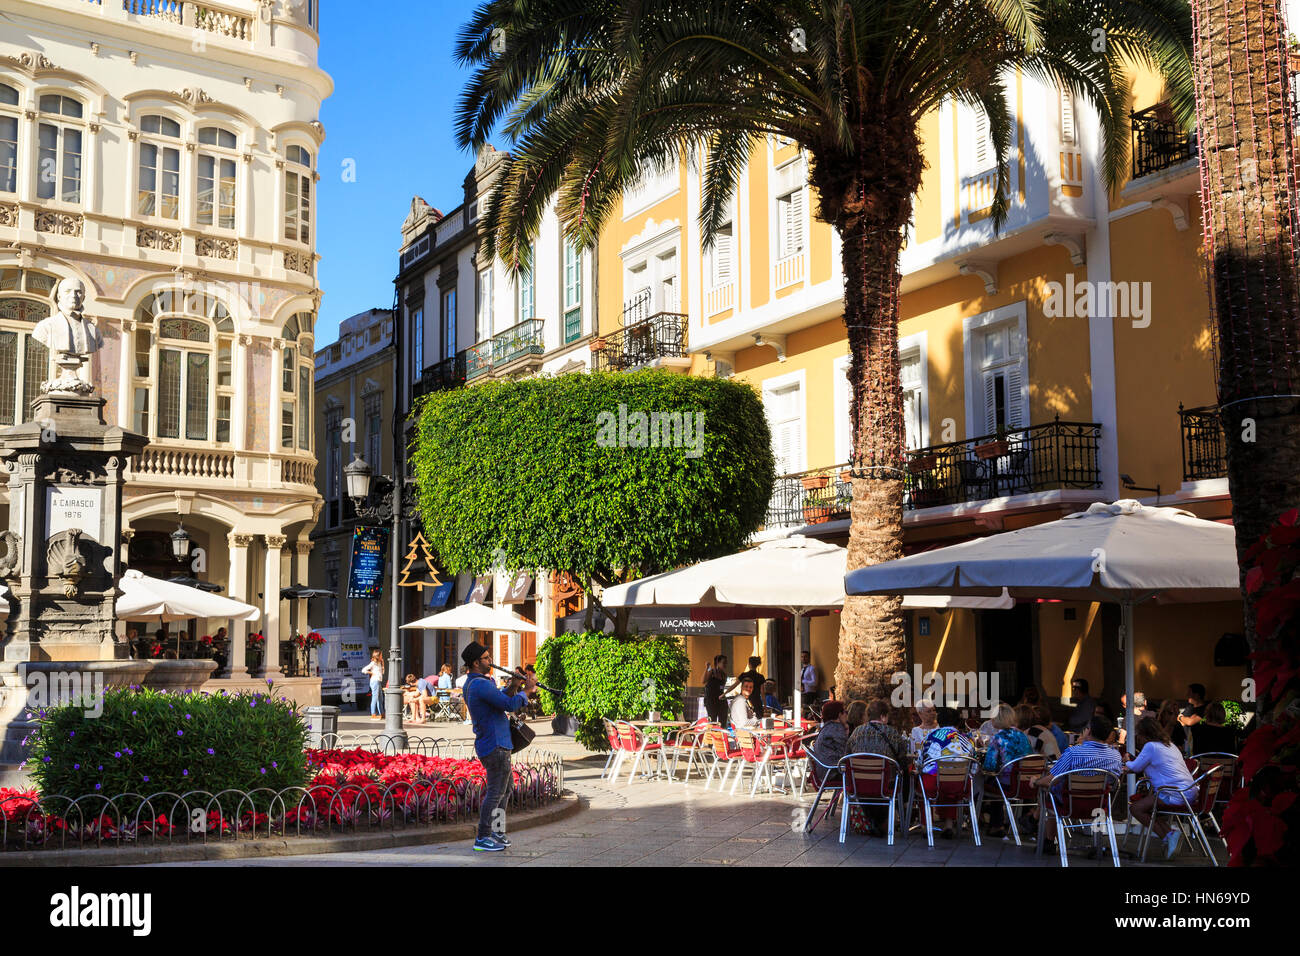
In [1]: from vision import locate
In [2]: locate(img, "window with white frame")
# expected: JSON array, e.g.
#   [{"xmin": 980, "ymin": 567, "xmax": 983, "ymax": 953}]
[
  {"xmin": 325, "ymin": 405, "xmax": 342, "ymax": 527},
  {"xmin": 136, "ymin": 114, "xmax": 181, "ymax": 220},
  {"xmin": 0, "ymin": 266, "xmax": 57, "ymax": 425},
  {"xmin": 966, "ymin": 306, "xmax": 1028, "ymax": 438},
  {"xmin": 900, "ymin": 347, "xmax": 925, "ymax": 451},
  {"xmin": 763, "ymin": 376, "xmax": 805, "ymax": 476},
  {"xmin": 134, "ymin": 290, "xmax": 234, "ymax": 443},
  {"xmin": 0, "ymin": 83, "xmax": 20, "ymax": 195},
  {"xmin": 365, "ymin": 392, "xmax": 383, "ymax": 474},
  {"xmin": 37, "ymin": 93, "xmax": 83, "ymax": 204},
  {"xmin": 410, "ymin": 302, "xmax": 424, "ymax": 382},
  {"xmin": 476, "ymin": 268, "xmax": 493, "ymax": 341},
  {"xmin": 623, "ymin": 241, "xmax": 678, "ymax": 317},
  {"xmin": 517, "ymin": 245, "xmax": 534, "ymax": 323},
  {"xmin": 776, "ymin": 187, "xmax": 805, "ymax": 260},
  {"xmin": 833, "ymin": 355, "xmax": 852, "ymax": 466},
  {"xmin": 707, "ymin": 219, "xmax": 735, "ymax": 290},
  {"xmin": 563, "ymin": 238, "xmax": 582, "ymax": 343},
  {"xmin": 280, "ymin": 312, "xmax": 314, "ymax": 451},
  {"xmin": 197, "ymin": 126, "xmax": 238, "ymax": 230},
  {"xmin": 283, "ymin": 144, "xmax": 312, "ymax": 243}
]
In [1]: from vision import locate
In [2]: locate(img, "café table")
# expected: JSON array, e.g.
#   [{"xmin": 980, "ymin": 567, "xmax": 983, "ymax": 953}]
[{"xmin": 738, "ymin": 725, "xmax": 805, "ymax": 796}]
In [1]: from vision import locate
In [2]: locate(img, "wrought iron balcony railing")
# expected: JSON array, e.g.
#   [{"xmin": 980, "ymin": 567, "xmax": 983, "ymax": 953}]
[
  {"xmin": 463, "ymin": 319, "xmax": 546, "ymax": 381},
  {"xmin": 591, "ymin": 311, "xmax": 688, "ymax": 373},
  {"xmin": 763, "ymin": 418, "xmax": 1103, "ymax": 528},
  {"xmin": 1179, "ymin": 403, "xmax": 1227, "ymax": 482},
  {"xmin": 412, "ymin": 351, "xmax": 467, "ymax": 400},
  {"xmin": 1131, "ymin": 102, "xmax": 1197, "ymax": 180}
]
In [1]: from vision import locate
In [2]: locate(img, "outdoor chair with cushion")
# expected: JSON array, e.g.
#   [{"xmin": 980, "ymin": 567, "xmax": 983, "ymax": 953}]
[
  {"xmin": 600, "ymin": 718, "xmax": 625, "ymax": 781},
  {"xmin": 917, "ymin": 755, "xmax": 982, "ymax": 847},
  {"xmin": 991, "ymin": 753, "xmax": 1048, "ymax": 846},
  {"xmin": 703, "ymin": 727, "xmax": 744, "ymax": 791},
  {"xmin": 801, "ymin": 741, "xmax": 843, "ymax": 835},
  {"xmin": 733, "ymin": 729, "xmax": 783, "ymax": 797},
  {"xmin": 1190, "ymin": 752, "xmax": 1239, "ymax": 843},
  {"xmin": 616, "ymin": 720, "xmax": 664, "ymax": 786},
  {"xmin": 667, "ymin": 718, "xmax": 714, "ymax": 784},
  {"xmin": 1137, "ymin": 765, "xmax": 1225, "ymax": 866},
  {"xmin": 1042, "ymin": 769, "xmax": 1121, "ymax": 867},
  {"xmin": 838, "ymin": 753, "xmax": 904, "ymax": 845}
]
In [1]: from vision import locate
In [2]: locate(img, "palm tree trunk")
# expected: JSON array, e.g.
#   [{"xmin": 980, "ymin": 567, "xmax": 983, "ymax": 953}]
[
  {"xmin": 1192, "ymin": 0, "xmax": 1300, "ymax": 863},
  {"xmin": 833, "ymin": 215, "xmax": 910, "ymax": 701}
]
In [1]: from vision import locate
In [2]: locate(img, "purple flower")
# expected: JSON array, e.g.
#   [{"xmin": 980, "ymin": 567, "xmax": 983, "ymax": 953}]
[
  {"xmin": 114, "ymin": 751, "xmax": 122, "ymax": 758},
  {"xmin": 142, "ymin": 776, "xmax": 149, "ymax": 783},
  {"xmin": 73, "ymin": 763, "xmax": 80, "ymax": 770},
  {"xmin": 94, "ymin": 783, "xmax": 102, "ymax": 791},
  {"xmin": 132, "ymin": 710, "xmax": 138, "ymax": 716},
  {"xmin": 184, "ymin": 714, "xmax": 192, "ymax": 720},
  {"xmin": 125, "ymin": 749, "xmax": 133, "ymax": 756},
  {"xmin": 177, "ymin": 730, "xmax": 184, "ymax": 736},
  {"xmin": 97, "ymin": 765, "xmax": 103, "ymax": 771},
  {"xmin": 271, "ymin": 761, "xmax": 278, "ymax": 768},
  {"xmin": 260, "ymin": 768, "xmax": 267, "ymax": 774},
  {"xmin": 69, "ymin": 731, "xmax": 75, "ymax": 737},
  {"xmin": 206, "ymin": 748, "xmax": 215, "ymax": 755},
  {"xmin": 182, "ymin": 769, "xmax": 189, "ymax": 776},
  {"xmin": 42, "ymin": 756, "xmax": 51, "ymax": 763}
]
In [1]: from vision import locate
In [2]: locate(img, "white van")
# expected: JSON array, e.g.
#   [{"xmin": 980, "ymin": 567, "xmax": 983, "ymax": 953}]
[{"xmin": 315, "ymin": 627, "xmax": 376, "ymax": 707}]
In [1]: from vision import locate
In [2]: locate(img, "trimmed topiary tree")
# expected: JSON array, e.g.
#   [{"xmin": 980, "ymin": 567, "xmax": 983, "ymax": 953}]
[
  {"xmin": 409, "ymin": 369, "xmax": 775, "ymax": 628},
  {"xmin": 535, "ymin": 631, "xmax": 689, "ymax": 751}
]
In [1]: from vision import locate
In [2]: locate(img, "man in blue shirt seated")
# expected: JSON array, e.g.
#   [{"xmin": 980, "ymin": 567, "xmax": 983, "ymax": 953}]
[
  {"xmin": 1034, "ymin": 714, "xmax": 1123, "ymax": 800},
  {"xmin": 461, "ymin": 640, "xmax": 535, "ymax": 853}
]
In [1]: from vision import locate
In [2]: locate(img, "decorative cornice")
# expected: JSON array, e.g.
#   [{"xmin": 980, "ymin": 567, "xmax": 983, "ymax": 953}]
[
  {"xmin": 5, "ymin": 53, "xmax": 56, "ymax": 76},
  {"xmin": 172, "ymin": 88, "xmax": 213, "ymax": 108}
]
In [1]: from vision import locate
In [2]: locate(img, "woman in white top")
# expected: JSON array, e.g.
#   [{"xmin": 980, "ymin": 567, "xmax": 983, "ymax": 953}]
[
  {"xmin": 360, "ymin": 650, "xmax": 385, "ymax": 719},
  {"xmin": 910, "ymin": 701, "xmax": 939, "ymax": 753},
  {"xmin": 1125, "ymin": 716, "xmax": 1200, "ymax": 859}
]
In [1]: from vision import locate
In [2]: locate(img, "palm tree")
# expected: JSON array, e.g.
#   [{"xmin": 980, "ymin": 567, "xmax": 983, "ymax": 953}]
[
  {"xmin": 1190, "ymin": 0, "xmax": 1300, "ymax": 864},
  {"xmin": 455, "ymin": 0, "xmax": 1194, "ymax": 700}
]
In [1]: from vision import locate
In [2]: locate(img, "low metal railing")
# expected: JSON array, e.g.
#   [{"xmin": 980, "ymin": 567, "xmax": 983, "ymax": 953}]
[
  {"xmin": 1131, "ymin": 102, "xmax": 1197, "ymax": 179},
  {"xmin": 1179, "ymin": 403, "xmax": 1227, "ymax": 482},
  {"xmin": 591, "ymin": 311, "xmax": 688, "ymax": 373},
  {"xmin": 413, "ymin": 352, "xmax": 467, "ymax": 399}
]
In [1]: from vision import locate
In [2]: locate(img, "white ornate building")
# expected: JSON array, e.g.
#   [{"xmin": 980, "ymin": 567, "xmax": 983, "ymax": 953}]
[{"xmin": 0, "ymin": 0, "xmax": 331, "ymax": 690}]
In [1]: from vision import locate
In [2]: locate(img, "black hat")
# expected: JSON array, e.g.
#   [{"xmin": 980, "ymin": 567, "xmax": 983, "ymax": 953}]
[{"xmin": 461, "ymin": 641, "xmax": 489, "ymax": 666}]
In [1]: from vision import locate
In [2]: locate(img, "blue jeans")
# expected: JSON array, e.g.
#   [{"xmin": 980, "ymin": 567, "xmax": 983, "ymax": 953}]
[
  {"xmin": 477, "ymin": 747, "xmax": 512, "ymax": 840},
  {"xmin": 369, "ymin": 679, "xmax": 383, "ymax": 716}
]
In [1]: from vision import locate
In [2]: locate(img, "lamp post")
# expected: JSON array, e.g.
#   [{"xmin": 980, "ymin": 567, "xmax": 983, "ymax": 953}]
[
  {"xmin": 170, "ymin": 521, "xmax": 191, "ymax": 565},
  {"xmin": 345, "ymin": 452, "xmax": 418, "ymax": 749}
]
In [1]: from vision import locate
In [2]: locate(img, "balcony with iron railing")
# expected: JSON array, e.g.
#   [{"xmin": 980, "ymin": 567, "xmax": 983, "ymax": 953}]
[
  {"xmin": 591, "ymin": 309, "xmax": 689, "ymax": 373},
  {"xmin": 1131, "ymin": 103, "xmax": 1198, "ymax": 180},
  {"xmin": 412, "ymin": 351, "xmax": 468, "ymax": 400},
  {"xmin": 764, "ymin": 418, "xmax": 1103, "ymax": 528},
  {"xmin": 464, "ymin": 319, "xmax": 546, "ymax": 381},
  {"xmin": 1179, "ymin": 403, "xmax": 1227, "ymax": 482}
]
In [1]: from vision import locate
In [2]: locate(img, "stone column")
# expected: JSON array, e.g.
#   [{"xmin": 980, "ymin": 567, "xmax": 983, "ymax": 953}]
[
  {"xmin": 262, "ymin": 534, "xmax": 286, "ymax": 678},
  {"xmin": 295, "ymin": 539, "xmax": 312, "ymax": 670},
  {"xmin": 226, "ymin": 533, "xmax": 252, "ymax": 678},
  {"xmin": 233, "ymin": 335, "xmax": 250, "ymax": 453},
  {"xmin": 117, "ymin": 320, "xmax": 134, "ymax": 429}
]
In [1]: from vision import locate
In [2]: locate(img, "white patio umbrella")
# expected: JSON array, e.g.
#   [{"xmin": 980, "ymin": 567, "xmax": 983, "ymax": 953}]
[
  {"xmin": 116, "ymin": 570, "xmax": 261, "ymax": 656},
  {"xmin": 400, "ymin": 601, "xmax": 542, "ymax": 634},
  {"xmin": 601, "ymin": 536, "xmax": 1017, "ymax": 718},
  {"xmin": 844, "ymin": 500, "xmax": 1242, "ymax": 778}
]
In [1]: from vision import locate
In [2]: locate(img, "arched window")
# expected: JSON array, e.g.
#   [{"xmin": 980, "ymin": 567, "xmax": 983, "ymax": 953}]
[
  {"xmin": 0, "ymin": 266, "xmax": 58, "ymax": 424},
  {"xmin": 37, "ymin": 92, "xmax": 84, "ymax": 204},
  {"xmin": 280, "ymin": 312, "xmax": 314, "ymax": 451},
  {"xmin": 283, "ymin": 145, "xmax": 312, "ymax": 244},
  {"xmin": 0, "ymin": 82, "xmax": 19, "ymax": 195},
  {"xmin": 134, "ymin": 290, "xmax": 235, "ymax": 442},
  {"xmin": 197, "ymin": 126, "xmax": 238, "ymax": 229},
  {"xmin": 137, "ymin": 113, "xmax": 181, "ymax": 220}
]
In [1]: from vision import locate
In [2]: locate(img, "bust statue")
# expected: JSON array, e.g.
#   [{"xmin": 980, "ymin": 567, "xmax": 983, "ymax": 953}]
[{"xmin": 32, "ymin": 277, "xmax": 102, "ymax": 391}]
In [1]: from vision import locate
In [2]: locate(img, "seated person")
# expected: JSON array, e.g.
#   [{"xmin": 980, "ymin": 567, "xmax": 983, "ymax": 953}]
[
  {"xmin": 729, "ymin": 676, "xmax": 760, "ymax": 731},
  {"xmin": 1125, "ymin": 716, "xmax": 1201, "ymax": 859},
  {"xmin": 911, "ymin": 701, "xmax": 939, "ymax": 754},
  {"xmin": 981, "ymin": 703, "xmax": 1034, "ymax": 837},
  {"xmin": 1025, "ymin": 704, "xmax": 1064, "ymax": 759},
  {"xmin": 811, "ymin": 700, "xmax": 849, "ymax": 773},
  {"xmin": 846, "ymin": 698, "xmax": 908, "ymax": 765},
  {"xmin": 1034, "ymin": 714, "xmax": 1123, "ymax": 805},
  {"xmin": 918, "ymin": 707, "xmax": 976, "ymax": 839},
  {"xmin": 1190, "ymin": 701, "xmax": 1240, "ymax": 755},
  {"xmin": 1066, "ymin": 678, "xmax": 1098, "ymax": 734},
  {"xmin": 402, "ymin": 674, "xmax": 430, "ymax": 723},
  {"xmin": 761, "ymin": 680, "xmax": 783, "ymax": 715}
]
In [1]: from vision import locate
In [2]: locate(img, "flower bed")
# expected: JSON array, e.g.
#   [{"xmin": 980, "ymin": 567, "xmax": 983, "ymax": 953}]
[{"xmin": 0, "ymin": 749, "xmax": 564, "ymax": 851}]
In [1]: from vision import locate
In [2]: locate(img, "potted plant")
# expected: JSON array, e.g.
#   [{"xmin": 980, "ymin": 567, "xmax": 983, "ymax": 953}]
[
  {"xmin": 974, "ymin": 426, "xmax": 1010, "ymax": 460},
  {"xmin": 590, "ymin": 336, "xmax": 608, "ymax": 351},
  {"xmin": 838, "ymin": 467, "xmax": 854, "ymax": 484},
  {"xmin": 801, "ymin": 473, "xmax": 830, "ymax": 491},
  {"xmin": 907, "ymin": 453, "xmax": 937, "ymax": 475},
  {"xmin": 802, "ymin": 496, "xmax": 831, "ymax": 524}
]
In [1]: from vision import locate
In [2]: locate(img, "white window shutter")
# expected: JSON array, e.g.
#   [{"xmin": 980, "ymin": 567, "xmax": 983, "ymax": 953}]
[
  {"xmin": 714, "ymin": 224, "xmax": 733, "ymax": 285},
  {"xmin": 1006, "ymin": 361, "xmax": 1026, "ymax": 429},
  {"xmin": 791, "ymin": 188, "xmax": 805, "ymax": 253},
  {"xmin": 983, "ymin": 371, "xmax": 998, "ymax": 435},
  {"xmin": 1060, "ymin": 87, "xmax": 1077, "ymax": 145},
  {"xmin": 974, "ymin": 110, "xmax": 990, "ymax": 169}
]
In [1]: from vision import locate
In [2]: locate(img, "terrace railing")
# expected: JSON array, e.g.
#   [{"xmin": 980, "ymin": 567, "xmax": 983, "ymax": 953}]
[
  {"xmin": 412, "ymin": 352, "xmax": 468, "ymax": 400},
  {"xmin": 1179, "ymin": 403, "xmax": 1227, "ymax": 482},
  {"xmin": 1131, "ymin": 102, "xmax": 1197, "ymax": 179},
  {"xmin": 591, "ymin": 310, "xmax": 688, "ymax": 373}
]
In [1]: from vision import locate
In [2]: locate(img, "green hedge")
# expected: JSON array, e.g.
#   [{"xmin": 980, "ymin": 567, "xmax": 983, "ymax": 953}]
[
  {"xmin": 536, "ymin": 631, "xmax": 689, "ymax": 751},
  {"xmin": 23, "ymin": 685, "xmax": 309, "ymax": 802}
]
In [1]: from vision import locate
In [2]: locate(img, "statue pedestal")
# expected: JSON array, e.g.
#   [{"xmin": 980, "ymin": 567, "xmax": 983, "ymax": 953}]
[{"xmin": 0, "ymin": 387, "xmax": 147, "ymax": 763}]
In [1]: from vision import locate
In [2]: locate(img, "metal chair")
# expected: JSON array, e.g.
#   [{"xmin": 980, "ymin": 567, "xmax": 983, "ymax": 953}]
[
  {"xmin": 838, "ymin": 753, "xmax": 904, "ymax": 844},
  {"xmin": 1042, "ymin": 769, "xmax": 1122, "ymax": 867},
  {"xmin": 430, "ymin": 690, "xmax": 459, "ymax": 722},
  {"xmin": 1138, "ymin": 765, "xmax": 1225, "ymax": 866},
  {"xmin": 801, "ymin": 740, "xmax": 843, "ymax": 834},
  {"xmin": 917, "ymin": 755, "xmax": 982, "ymax": 847},
  {"xmin": 702, "ymin": 727, "xmax": 744, "ymax": 791},
  {"xmin": 599, "ymin": 718, "xmax": 625, "ymax": 781},
  {"xmin": 616, "ymin": 721, "xmax": 664, "ymax": 785},
  {"xmin": 666, "ymin": 719, "xmax": 713, "ymax": 783},
  {"xmin": 1190, "ymin": 752, "xmax": 1239, "ymax": 843},
  {"xmin": 990, "ymin": 753, "xmax": 1048, "ymax": 846}
]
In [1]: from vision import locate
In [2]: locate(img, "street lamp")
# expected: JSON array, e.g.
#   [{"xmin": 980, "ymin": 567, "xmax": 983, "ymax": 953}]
[
  {"xmin": 346, "ymin": 452, "xmax": 419, "ymax": 749},
  {"xmin": 170, "ymin": 522, "xmax": 191, "ymax": 564}
]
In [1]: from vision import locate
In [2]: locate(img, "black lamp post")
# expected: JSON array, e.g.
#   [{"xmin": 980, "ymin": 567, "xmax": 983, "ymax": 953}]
[{"xmin": 346, "ymin": 452, "xmax": 419, "ymax": 747}]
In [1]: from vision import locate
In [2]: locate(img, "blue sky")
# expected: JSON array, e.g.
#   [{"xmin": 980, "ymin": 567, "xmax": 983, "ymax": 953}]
[{"xmin": 315, "ymin": 1, "xmax": 492, "ymax": 346}]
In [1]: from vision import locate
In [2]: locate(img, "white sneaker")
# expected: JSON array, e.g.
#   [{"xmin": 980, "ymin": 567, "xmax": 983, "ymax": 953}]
[{"xmin": 1163, "ymin": 829, "xmax": 1182, "ymax": 860}]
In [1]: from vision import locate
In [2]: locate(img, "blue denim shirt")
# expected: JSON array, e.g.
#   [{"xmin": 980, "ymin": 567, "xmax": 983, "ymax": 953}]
[{"xmin": 463, "ymin": 671, "xmax": 527, "ymax": 758}]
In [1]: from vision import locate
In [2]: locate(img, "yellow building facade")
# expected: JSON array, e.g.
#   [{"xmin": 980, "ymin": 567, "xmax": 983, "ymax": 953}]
[{"xmin": 597, "ymin": 70, "xmax": 1245, "ymax": 716}]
